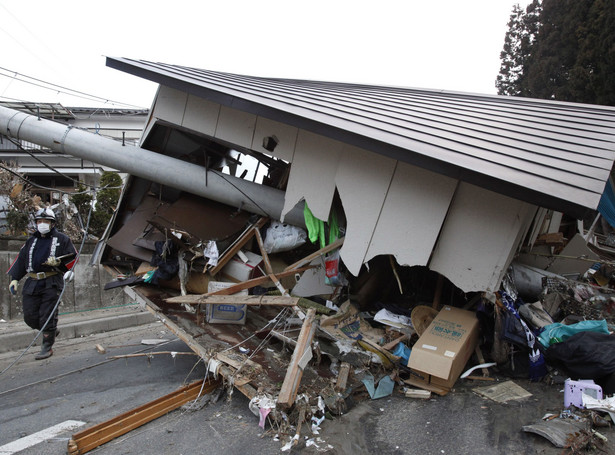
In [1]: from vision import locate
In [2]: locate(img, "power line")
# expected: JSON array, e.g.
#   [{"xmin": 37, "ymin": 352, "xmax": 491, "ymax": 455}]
[
  {"xmin": 2, "ymin": 136, "xmax": 124, "ymax": 190},
  {"xmin": 0, "ymin": 66, "xmax": 148, "ymax": 109}
]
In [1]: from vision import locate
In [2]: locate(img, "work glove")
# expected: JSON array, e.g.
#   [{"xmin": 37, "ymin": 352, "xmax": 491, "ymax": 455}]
[
  {"xmin": 44, "ymin": 256, "xmax": 61, "ymax": 267},
  {"xmin": 63, "ymin": 270, "xmax": 74, "ymax": 282},
  {"xmin": 9, "ymin": 279, "xmax": 18, "ymax": 295}
]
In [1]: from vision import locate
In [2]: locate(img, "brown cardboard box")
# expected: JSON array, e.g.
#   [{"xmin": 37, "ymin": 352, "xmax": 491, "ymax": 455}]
[{"xmin": 407, "ymin": 305, "xmax": 479, "ymax": 389}]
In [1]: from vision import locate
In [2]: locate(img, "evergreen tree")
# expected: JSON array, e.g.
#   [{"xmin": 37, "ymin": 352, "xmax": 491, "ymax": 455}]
[{"xmin": 496, "ymin": 0, "xmax": 615, "ymax": 105}]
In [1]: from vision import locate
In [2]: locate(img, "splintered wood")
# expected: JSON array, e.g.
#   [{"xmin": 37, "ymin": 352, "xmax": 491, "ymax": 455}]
[{"xmin": 277, "ymin": 308, "xmax": 317, "ymax": 408}]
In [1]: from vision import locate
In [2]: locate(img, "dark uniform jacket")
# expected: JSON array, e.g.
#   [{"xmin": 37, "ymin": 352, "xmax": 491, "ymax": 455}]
[{"xmin": 7, "ymin": 228, "xmax": 77, "ymax": 294}]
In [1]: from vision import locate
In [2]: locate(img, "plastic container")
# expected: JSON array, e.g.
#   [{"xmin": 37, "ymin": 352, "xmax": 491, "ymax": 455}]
[{"xmin": 564, "ymin": 378, "xmax": 603, "ymax": 408}]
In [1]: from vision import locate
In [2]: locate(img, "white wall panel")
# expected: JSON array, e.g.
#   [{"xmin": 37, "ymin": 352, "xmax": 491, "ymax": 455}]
[
  {"xmin": 182, "ymin": 95, "xmax": 220, "ymax": 136},
  {"xmin": 152, "ymin": 86, "xmax": 187, "ymax": 125},
  {"xmin": 282, "ymin": 131, "xmax": 341, "ymax": 221},
  {"xmin": 429, "ymin": 182, "xmax": 535, "ymax": 292},
  {"xmin": 365, "ymin": 162, "xmax": 458, "ymax": 267},
  {"xmin": 251, "ymin": 117, "xmax": 298, "ymax": 163},
  {"xmin": 215, "ymin": 106, "xmax": 256, "ymax": 149},
  {"xmin": 336, "ymin": 146, "xmax": 396, "ymax": 276}
]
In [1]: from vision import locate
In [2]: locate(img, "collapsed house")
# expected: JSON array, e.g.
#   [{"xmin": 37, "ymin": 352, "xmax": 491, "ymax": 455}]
[{"xmin": 2, "ymin": 58, "xmax": 615, "ymax": 444}]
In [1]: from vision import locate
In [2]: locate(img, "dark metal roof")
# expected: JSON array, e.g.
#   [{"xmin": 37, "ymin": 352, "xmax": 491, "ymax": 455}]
[{"xmin": 106, "ymin": 57, "xmax": 615, "ymax": 218}]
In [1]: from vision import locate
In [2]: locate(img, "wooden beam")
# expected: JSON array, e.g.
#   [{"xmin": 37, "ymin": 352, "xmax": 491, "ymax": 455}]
[
  {"xmin": 136, "ymin": 295, "xmax": 257, "ymax": 400},
  {"xmin": 277, "ymin": 308, "xmax": 317, "ymax": 408},
  {"xmin": 67, "ymin": 379, "xmax": 219, "ymax": 455},
  {"xmin": 284, "ymin": 237, "xmax": 344, "ymax": 272},
  {"xmin": 208, "ymin": 266, "xmax": 314, "ymax": 296},
  {"xmin": 165, "ymin": 294, "xmax": 301, "ymax": 306},
  {"xmin": 208, "ymin": 217, "xmax": 268, "ymax": 276}
]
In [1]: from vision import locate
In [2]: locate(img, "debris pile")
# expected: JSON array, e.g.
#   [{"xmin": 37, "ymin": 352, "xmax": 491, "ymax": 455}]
[{"xmin": 100, "ymin": 183, "xmax": 615, "ymax": 449}]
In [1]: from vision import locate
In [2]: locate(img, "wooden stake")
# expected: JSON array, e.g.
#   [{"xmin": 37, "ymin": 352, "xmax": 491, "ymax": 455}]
[{"xmin": 277, "ymin": 308, "xmax": 317, "ymax": 408}]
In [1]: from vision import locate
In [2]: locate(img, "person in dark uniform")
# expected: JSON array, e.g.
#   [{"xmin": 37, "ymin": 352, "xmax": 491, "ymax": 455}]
[{"xmin": 7, "ymin": 207, "xmax": 77, "ymax": 360}]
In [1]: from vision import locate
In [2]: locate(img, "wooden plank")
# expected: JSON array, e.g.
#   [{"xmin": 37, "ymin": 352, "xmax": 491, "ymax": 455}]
[
  {"xmin": 403, "ymin": 377, "xmax": 449, "ymax": 397},
  {"xmin": 277, "ymin": 308, "xmax": 317, "ymax": 408},
  {"xmin": 134, "ymin": 293, "xmax": 257, "ymax": 400},
  {"xmin": 404, "ymin": 389, "xmax": 432, "ymax": 399},
  {"xmin": 335, "ymin": 362, "xmax": 351, "ymax": 392},
  {"xmin": 382, "ymin": 333, "xmax": 409, "ymax": 351},
  {"xmin": 196, "ymin": 266, "xmax": 314, "ymax": 297},
  {"xmin": 535, "ymin": 232, "xmax": 565, "ymax": 246},
  {"xmin": 208, "ymin": 217, "xmax": 268, "ymax": 276},
  {"xmin": 216, "ymin": 351, "xmax": 263, "ymax": 374},
  {"xmin": 284, "ymin": 237, "xmax": 345, "ymax": 272},
  {"xmin": 67, "ymin": 379, "xmax": 219, "ymax": 454},
  {"xmin": 165, "ymin": 294, "xmax": 300, "ymax": 306}
]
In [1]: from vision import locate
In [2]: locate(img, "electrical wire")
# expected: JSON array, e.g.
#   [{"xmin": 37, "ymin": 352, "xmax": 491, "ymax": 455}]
[
  {"xmin": 0, "ymin": 66, "xmax": 148, "ymax": 109},
  {"xmin": 2, "ymin": 135, "xmax": 123, "ymax": 190},
  {"xmin": 0, "ymin": 162, "xmax": 113, "ymax": 194},
  {"xmin": 216, "ymin": 171, "xmax": 274, "ymax": 220},
  {"xmin": 0, "ymin": 338, "xmax": 180, "ymax": 397}
]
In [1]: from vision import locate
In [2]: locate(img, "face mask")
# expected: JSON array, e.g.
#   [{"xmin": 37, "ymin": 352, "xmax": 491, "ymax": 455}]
[{"xmin": 37, "ymin": 222, "xmax": 51, "ymax": 235}]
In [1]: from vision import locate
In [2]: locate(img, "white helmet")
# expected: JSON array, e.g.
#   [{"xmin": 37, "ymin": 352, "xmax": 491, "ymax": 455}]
[{"xmin": 34, "ymin": 208, "xmax": 56, "ymax": 222}]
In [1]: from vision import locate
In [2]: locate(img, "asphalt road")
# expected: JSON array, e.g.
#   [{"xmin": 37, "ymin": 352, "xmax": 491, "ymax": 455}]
[{"xmin": 0, "ymin": 322, "xmax": 612, "ymax": 454}]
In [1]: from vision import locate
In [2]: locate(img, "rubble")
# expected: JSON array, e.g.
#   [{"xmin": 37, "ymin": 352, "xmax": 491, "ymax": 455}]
[{"xmin": 95, "ymin": 177, "xmax": 615, "ymax": 449}]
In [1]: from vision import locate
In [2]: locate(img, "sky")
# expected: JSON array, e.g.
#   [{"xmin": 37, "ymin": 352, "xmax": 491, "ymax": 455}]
[{"xmin": 0, "ymin": 0, "xmax": 529, "ymax": 110}]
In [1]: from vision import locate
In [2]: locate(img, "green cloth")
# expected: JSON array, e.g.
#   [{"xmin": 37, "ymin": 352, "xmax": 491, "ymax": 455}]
[
  {"xmin": 304, "ymin": 203, "xmax": 326, "ymax": 249},
  {"xmin": 328, "ymin": 207, "xmax": 339, "ymax": 244},
  {"xmin": 303, "ymin": 202, "xmax": 341, "ymax": 249}
]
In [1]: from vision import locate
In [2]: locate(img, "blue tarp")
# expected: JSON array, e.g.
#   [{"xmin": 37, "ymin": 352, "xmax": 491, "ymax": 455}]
[{"xmin": 598, "ymin": 177, "xmax": 615, "ymax": 228}]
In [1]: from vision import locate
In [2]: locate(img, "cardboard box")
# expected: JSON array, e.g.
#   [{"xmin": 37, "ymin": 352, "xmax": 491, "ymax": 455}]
[
  {"xmin": 220, "ymin": 250, "xmax": 263, "ymax": 282},
  {"xmin": 206, "ymin": 281, "xmax": 248, "ymax": 325},
  {"xmin": 407, "ymin": 305, "xmax": 479, "ymax": 389}
]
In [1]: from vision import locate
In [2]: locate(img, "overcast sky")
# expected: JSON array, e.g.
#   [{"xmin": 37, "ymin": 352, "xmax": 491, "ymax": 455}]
[{"xmin": 0, "ymin": 0, "xmax": 528, "ymax": 109}]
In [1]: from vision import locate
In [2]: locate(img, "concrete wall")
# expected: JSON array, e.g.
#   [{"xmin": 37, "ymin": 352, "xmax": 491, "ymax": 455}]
[{"xmin": 0, "ymin": 238, "xmax": 132, "ymax": 321}]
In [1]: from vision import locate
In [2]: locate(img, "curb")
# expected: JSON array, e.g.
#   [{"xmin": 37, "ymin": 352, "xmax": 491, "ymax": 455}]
[{"xmin": 0, "ymin": 311, "xmax": 157, "ymax": 353}]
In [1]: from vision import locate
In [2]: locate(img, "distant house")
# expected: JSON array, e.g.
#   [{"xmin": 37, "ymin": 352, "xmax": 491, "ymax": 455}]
[{"xmin": 0, "ymin": 101, "xmax": 148, "ymax": 205}]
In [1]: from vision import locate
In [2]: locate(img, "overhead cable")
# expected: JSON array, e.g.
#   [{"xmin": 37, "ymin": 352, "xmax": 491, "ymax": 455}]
[{"xmin": 0, "ymin": 66, "xmax": 147, "ymax": 109}]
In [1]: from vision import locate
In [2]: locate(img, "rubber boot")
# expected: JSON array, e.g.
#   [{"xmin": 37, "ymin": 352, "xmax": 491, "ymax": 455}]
[{"xmin": 35, "ymin": 330, "xmax": 55, "ymax": 360}]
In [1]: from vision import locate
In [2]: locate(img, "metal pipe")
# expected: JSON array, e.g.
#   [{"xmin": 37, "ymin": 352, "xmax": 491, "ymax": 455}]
[{"xmin": 0, "ymin": 105, "xmax": 305, "ymax": 227}]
